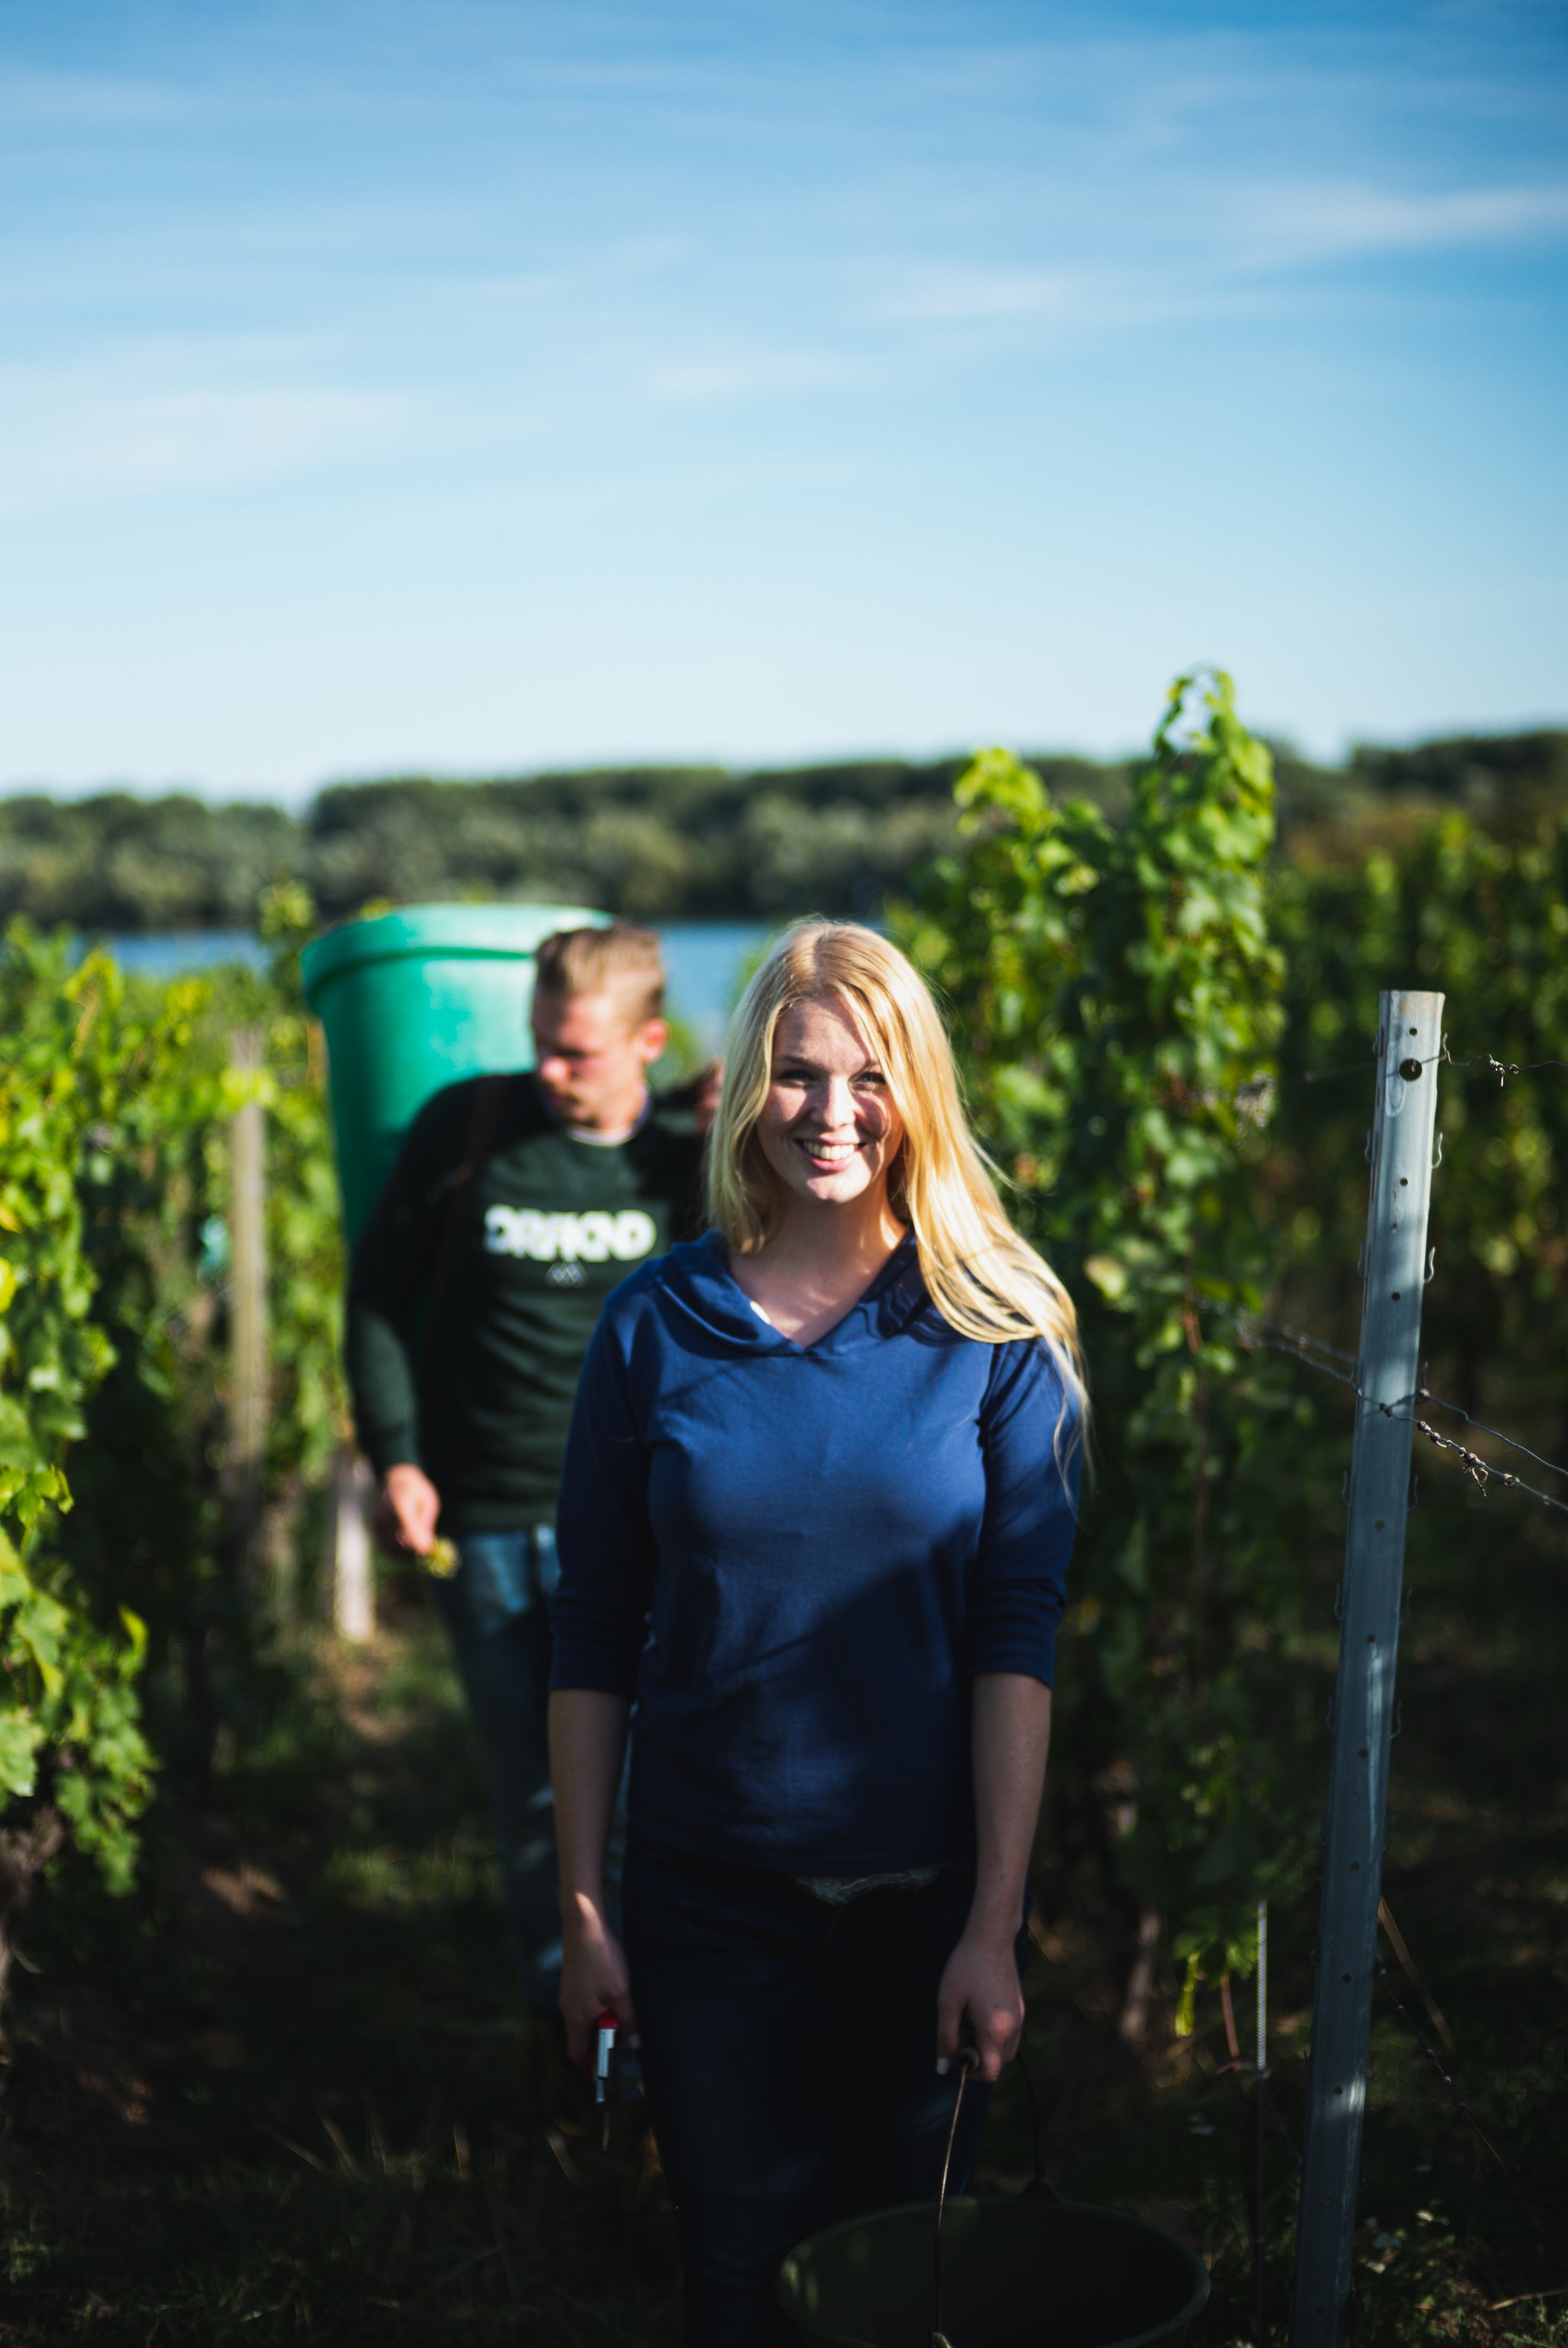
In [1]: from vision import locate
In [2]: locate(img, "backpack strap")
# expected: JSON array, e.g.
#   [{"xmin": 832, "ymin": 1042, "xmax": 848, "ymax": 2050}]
[{"xmin": 423, "ymin": 1073, "xmax": 513, "ymax": 1367}]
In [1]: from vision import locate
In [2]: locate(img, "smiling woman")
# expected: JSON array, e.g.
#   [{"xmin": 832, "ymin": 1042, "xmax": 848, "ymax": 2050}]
[
  {"xmin": 763, "ymin": 999, "xmax": 904, "ymax": 1190},
  {"xmin": 711, "ymin": 920, "xmax": 1084, "ymax": 1361},
  {"xmin": 548, "ymin": 918, "xmax": 1087, "ymax": 2348},
  {"xmin": 724, "ymin": 993, "xmax": 907, "ymax": 1346}
]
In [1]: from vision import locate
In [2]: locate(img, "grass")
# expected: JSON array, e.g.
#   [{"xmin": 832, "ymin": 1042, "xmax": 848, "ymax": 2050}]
[
  {"xmin": 0, "ymin": 1609, "xmax": 681, "ymax": 2346},
  {"xmin": 2, "ymin": 1492, "xmax": 1566, "ymax": 2346}
]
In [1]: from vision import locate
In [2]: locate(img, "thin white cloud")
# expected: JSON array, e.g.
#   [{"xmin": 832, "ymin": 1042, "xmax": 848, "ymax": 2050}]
[
  {"xmin": 882, "ymin": 267, "xmax": 1080, "ymax": 324},
  {"xmin": 645, "ymin": 349, "xmax": 855, "ymax": 404},
  {"xmin": 0, "ymin": 65, "xmax": 183, "ymax": 128},
  {"xmin": 1236, "ymin": 178, "xmax": 1568, "ymax": 267},
  {"xmin": 0, "ymin": 348, "xmax": 412, "ymax": 516},
  {"xmin": 452, "ymin": 236, "xmax": 693, "ymax": 311},
  {"xmin": 879, "ymin": 174, "xmax": 1568, "ymax": 347}
]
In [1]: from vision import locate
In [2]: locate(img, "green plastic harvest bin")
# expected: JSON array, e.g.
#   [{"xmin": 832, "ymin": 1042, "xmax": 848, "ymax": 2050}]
[{"xmin": 301, "ymin": 901, "xmax": 605, "ymax": 1243}]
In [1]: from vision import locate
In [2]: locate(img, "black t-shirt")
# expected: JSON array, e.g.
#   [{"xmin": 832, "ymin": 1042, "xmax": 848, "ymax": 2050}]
[{"xmin": 345, "ymin": 1072, "xmax": 705, "ymax": 1532}]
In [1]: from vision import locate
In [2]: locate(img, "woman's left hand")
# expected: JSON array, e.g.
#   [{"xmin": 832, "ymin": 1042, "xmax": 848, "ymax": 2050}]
[{"xmin": 936, "ymin": 1920, "xmax": 1024, "ymax": 2084}]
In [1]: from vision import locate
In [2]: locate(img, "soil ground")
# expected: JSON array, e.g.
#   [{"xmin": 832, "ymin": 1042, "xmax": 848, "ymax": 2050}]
[{"xmin": 1, "ymin": 1532, "xmax": 1564, "ymax": 2348}]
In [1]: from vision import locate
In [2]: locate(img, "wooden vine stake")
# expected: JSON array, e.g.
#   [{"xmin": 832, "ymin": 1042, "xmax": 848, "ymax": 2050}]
[
  {"xmin": 227, "ymin": 1027, "xmax": 270, "ymax": 1587},
  {"xmin": 330, "ymin": 1449, "xmax": 376, "ymax": 1644},
  {"xmin": 1289, "ymin": 989, "xmax": 1443, "ymax": 2345}
]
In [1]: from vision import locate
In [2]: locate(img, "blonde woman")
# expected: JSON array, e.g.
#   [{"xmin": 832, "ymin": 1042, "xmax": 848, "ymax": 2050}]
[{"xmin": 549, "ymin": 921, "xmax": 1084, "ymax": 2348}]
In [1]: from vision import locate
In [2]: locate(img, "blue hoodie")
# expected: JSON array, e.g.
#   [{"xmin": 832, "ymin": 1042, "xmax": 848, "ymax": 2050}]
[{"xmin": 550, "ymin": 1231, "xmax": 1080, "ymax": 1875}]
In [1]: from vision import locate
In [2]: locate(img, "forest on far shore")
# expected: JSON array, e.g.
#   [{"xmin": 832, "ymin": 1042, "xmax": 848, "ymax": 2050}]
[{"xmin": 3, "ymin": 727, "xmax": 1566, "ymax": 932}]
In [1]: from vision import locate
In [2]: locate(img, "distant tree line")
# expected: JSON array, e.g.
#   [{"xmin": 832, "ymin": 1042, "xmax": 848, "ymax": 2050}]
[{"xmin": 3, "ymin": 731, "xmax": 1565, "ymax": 933}]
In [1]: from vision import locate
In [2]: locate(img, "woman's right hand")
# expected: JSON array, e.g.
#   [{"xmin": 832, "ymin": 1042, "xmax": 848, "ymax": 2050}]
[{"xmin": 559, "ymin": 1896, "xmax": 639, "ymax": 2069}]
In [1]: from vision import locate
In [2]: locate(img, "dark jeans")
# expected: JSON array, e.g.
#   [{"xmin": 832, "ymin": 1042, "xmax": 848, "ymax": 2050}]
[
  {"xmin": 434, "ymin": 1527, "xmax": 626, "ymax": 2015},
  {"xmin": 625, "ymin": 1840, "xmax": 1021, "ymax": 2348}
]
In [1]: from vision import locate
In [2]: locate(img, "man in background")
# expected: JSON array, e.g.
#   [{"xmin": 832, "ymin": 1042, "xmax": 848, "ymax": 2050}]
[{"xmin": 345, "ymin": 923, "xmax": 707, "ymax": 2101}]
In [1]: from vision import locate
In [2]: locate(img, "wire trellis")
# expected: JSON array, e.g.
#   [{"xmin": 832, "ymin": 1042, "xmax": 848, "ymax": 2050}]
[
  {"xmin": 1374, "ymin": 1956, "xmax": 1545, "ymax": 2242},
  {"xmin": 1439, "ymin": 1047, "xmax": 1568, "ymax": 1086},
  {"xmin": 1406, "ymin": 1388, "xmax": 1568, "ymax": 1488},
  {"xmin": 1204, "ymin": 1300, "xmax": 1568, "ymax": 1521},
  {"xmin": 1214, "ymin": 1025, "xmax": 1562, "ymax": 2323},
  {"xmin": 1288, "ymin": 1039, "xmax": 1568, "ymax": 1093}
]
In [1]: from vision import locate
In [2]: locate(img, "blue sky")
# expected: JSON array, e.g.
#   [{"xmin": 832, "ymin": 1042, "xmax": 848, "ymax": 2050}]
[{"xmin": 2, "ymin": 1, "xmax": 1565, "ymax": 799}]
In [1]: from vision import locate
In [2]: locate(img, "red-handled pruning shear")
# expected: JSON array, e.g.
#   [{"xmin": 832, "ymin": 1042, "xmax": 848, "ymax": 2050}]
[{"xmin": 593, "ymin": 2010, "xmax": 618, "ymax": 2150}]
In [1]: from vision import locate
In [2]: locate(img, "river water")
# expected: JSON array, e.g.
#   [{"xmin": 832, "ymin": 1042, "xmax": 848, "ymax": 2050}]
[{"xmin": 106, "ymin": 921, "xmax": 773, "ymax": 1056}]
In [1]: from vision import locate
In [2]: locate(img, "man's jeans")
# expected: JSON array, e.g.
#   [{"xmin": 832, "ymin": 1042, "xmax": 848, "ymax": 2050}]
[
  {"xmin": 434, "ymin": 1527, "xmax": 623, "ymax": 2016},
  {"xmin": 625, "ymin": 1839, "xmax": 1018, "ymax": 2348}
]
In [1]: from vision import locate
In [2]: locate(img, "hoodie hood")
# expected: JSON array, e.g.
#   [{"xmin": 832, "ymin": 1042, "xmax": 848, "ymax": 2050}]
[{"xmin": 649, "ymin": 1228, "xmax": 933, "ymax": 1355}]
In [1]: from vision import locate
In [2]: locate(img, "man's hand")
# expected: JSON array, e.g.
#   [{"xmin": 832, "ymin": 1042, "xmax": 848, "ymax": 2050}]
[
  {"xmin": 936, "ymin": 1920, "xmax": 1025, "ymax": 2085},
  {"xmin": 661, "ymin": 1058, "xmax": 724, "ymax": 1134},
  {"xmin": 374, "ymin": 1462, "xmax": 441, "ymax": 1557},
  {"xmin": 692, "ymin": 1058, "xmax": 723, "ymax": 1137}
]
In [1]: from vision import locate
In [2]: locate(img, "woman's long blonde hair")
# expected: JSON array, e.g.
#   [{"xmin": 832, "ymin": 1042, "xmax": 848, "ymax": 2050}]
[{"xmin": 708, "ymin": 921, "xmax": 1086, "ymax": 1425}]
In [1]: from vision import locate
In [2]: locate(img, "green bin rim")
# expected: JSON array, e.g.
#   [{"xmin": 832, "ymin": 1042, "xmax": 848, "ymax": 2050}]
[
  {"xmin": 301, "ymin": 901, "xmax": 607, "ymax": 1009},
  {"xmin": 775, "ymin": 2189, "xmax": 1210, "ymax": 2348}
]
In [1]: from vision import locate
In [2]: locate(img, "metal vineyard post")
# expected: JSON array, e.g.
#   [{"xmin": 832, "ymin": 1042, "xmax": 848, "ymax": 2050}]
[{"xmin": 1289, "ymin": 989, "xmax": 1443, "ymax": 2345}]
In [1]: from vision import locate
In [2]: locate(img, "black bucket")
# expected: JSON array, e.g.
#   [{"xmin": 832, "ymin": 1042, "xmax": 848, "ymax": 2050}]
[
  {"xmin": 776, "ymin": 2052, "xmax": 1207, "ymax": 2348},
  {"xmin": 776, "ymin": 2185, "xmax": 1209, "ymax": 2348}
]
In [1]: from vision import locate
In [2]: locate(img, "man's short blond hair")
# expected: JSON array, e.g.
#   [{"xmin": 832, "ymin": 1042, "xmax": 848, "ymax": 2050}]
[{"xmin": 533, "ymin": 922, "xmax": 666, "ymax": 1026}]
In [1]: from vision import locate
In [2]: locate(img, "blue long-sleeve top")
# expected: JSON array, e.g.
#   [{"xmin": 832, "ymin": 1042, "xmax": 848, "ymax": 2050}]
[{"xmin": 550, "ymin": 1231, "xmax": 1080, "ymax": 1875}]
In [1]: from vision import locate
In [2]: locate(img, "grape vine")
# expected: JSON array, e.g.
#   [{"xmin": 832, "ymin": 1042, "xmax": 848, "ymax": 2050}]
[{"xmin": 900, "ymin": 672, "xmax": 1311, "ymax": 2008}]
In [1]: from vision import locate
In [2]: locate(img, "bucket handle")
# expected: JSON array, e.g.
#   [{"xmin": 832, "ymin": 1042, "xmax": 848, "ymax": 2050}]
[
  {"xmin": 930, "ymin": 2042, "xmax": 1063, "ymax": 2348},
  {"xmin": 930, "ymin": 2046, "xmax": 979, "ymax": 2348}
]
